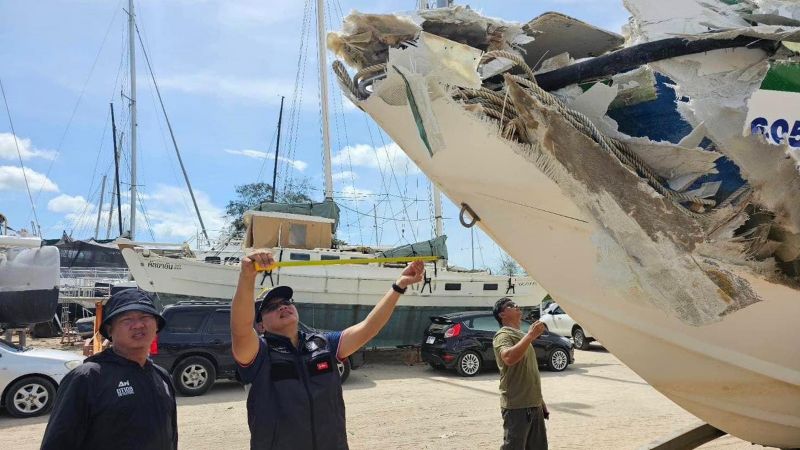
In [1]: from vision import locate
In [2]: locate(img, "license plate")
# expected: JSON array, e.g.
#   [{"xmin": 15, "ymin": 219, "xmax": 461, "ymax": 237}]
[{"xmin": 426, "ymin": 336, "xmax": 435, "ymax": 344}]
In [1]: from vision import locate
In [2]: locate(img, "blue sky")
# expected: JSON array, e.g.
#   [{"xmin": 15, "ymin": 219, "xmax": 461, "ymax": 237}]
[{"xmin": 0, "ymin": 0, "xmax": 629, "ymax": 270}]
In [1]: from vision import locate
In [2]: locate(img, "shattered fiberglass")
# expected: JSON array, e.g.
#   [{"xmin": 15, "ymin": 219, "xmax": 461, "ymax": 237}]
[{"xmin": 329, "ymin": 2, "xmax": 800, "ymax": 300}]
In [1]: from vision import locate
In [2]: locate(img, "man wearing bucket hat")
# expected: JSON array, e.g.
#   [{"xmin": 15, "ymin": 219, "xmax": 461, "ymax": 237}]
[
  {"xmin": 231, "ymin": 250, "xmax": 425, "ymax": 450},
  {"xmin": 41, "ymin": 289, "xmax": 178, "ymax": 450}
]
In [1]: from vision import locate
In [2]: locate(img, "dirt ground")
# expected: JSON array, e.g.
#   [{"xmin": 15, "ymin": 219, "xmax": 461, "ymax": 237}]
[{"xmin": 0, "ymin": 342, "xmax": 777, "ymax": 450}]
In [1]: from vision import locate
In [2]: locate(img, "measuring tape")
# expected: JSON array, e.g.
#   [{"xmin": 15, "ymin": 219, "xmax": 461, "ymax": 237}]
[{"xmin": 255, "ymin": 255, "xmax": 439, "ymax": 272}]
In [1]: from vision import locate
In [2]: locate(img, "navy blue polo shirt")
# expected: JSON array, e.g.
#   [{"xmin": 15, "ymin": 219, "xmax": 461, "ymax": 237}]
[{"xmin": 238, "ymin": 330, "xmax": 348, "ymax": 450}]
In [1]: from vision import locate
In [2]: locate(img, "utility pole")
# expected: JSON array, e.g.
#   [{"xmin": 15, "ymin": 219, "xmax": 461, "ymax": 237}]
[
  {"xmin": 316, "ymin": 0, "xmax": 334, "ymax": 200},
  {"xmin": 128, "ymin": 0, "xmax": 138, "ymax": 240},
  {"xmin": 270, "ymin": 96, "xmax": 285, "ymax": 203},
  {"xmin": 94, "ymin": 175, "xmax": 107, "ymax": 239}
]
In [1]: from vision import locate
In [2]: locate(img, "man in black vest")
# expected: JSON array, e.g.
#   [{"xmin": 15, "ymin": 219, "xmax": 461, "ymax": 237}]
[
  {"xmin": 231, "ymin": 250, "xmax": 424, "ymax": 450},
  {"xmin": 41, "ymin": 289, "xmax": 177, "ymax": 450}
]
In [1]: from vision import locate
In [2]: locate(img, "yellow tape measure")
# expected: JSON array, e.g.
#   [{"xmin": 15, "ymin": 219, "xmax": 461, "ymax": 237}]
[{"xmin": 255, "ymin": 255, "xmax": 439, "ymax": 272}]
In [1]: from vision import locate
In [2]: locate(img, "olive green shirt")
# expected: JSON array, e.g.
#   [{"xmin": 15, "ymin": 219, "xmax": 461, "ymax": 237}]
[{"xmin": 493, "ymin": 326, "xmax": 543, "ymax": 409}]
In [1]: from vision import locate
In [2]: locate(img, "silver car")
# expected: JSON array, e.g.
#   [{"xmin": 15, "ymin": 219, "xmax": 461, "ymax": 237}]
[{"xmin": 0, "ymin": 339, "xmax": 84, "ymax": 418}]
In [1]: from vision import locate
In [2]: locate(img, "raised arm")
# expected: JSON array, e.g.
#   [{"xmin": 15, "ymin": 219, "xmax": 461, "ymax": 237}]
[
  {"xmin": 337, "ymin": 260, "xmax": 425, "ymax": 358},
  {"xmin": 230, "ymin": 250, "xmax": 274, "ymax": 365},
  {"xmin": 500, "ymin": 321, "xmax": 545, "ymax": 366}
]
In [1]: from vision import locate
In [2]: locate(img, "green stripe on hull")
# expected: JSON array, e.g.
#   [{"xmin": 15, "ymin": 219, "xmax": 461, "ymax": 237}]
[{"xmin": 760, "ymin": 63, "xmax": 800, "ymax": 93}]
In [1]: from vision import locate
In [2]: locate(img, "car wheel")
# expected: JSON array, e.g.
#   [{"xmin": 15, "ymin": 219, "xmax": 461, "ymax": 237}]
[
  {"xmin": 455, "ymin": 351, "xmax": 482, "ymax": 377},
  {"xmin": 547, "ymin": 348, "xmax": 570, "ymax": 372},
  {"xmin": 173, "ymin": 356, "xmax": 216, "ymax": 396},
  {"xmin": 572, "ymin": 327, "xmax": 590, "ymax": 350},
  {"xmin": 5, "ymin": 376, "xmax": 56, "ymax": 418},
  {"xmin": 337, "ymin": 357, "xmax": 351, "ymax": 383}
]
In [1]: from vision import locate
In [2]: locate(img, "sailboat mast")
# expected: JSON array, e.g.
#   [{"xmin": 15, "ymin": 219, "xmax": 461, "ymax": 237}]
[
  {"xmin": 128, "ymin": 0, "xmax": 138, "ymax": 240},
  {"xmin": 94, "ymin": 175, "xmax": 107, "ymax": 238},
  {"xmin": 108, "ymin": 103, "xmax": 122, "ymax": 238},
  {"xmin": 316, "ymin": 0, "xmax": 334, "ymax": 200},
  {"xmin": 271, "ymin": 96, "xmax": 285, "ymax": 203}
]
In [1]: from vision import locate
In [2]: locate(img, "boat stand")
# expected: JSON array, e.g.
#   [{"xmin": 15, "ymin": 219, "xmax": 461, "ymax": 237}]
[
  {"xmin": 639, "ymin": 422, "xmax": 726, "ymax": 450},
  {"xmin": 2, "ymin": 328, "xmax": 28, "ymax": 347}
]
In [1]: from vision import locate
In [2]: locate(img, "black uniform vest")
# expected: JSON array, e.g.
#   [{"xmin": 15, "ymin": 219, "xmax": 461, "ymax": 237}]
[{"xmin": 246, "ymin": 331, "xmax": 348, "ymax": 450}]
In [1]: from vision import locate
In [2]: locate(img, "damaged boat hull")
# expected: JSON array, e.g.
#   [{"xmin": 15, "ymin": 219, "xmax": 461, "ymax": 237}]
[{"xmin": 357, "ymin": 88, "xmax": 800, "ymax": 446}]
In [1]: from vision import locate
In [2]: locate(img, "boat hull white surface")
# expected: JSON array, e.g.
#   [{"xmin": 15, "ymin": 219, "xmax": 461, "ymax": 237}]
[
  {"xmin": 121, "ymin": 248, "xmax": 543, "ymax": 308},
  {"xmin": 359, "ymin": 92, "xmax": 800, "ymax": 446}
]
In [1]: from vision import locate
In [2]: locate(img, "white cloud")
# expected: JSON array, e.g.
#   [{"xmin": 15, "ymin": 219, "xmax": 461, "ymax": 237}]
[
  {"xmin": 158, "ymin": 73, "xmax": 290, "ymax": 105},
  {"xmin": 0, "ymin": 166, "xmax": 59, "ymax": 192},
  {"xmin": 340, "ymin": 185, "xmax": 372, "ymax": 200},
  {"xmin": 0, "ymin": 133, "xmax": 56, "ymax": 160},
  {"xmin": 47, "ymin": 194, "xmax": 92, "ymax": 214},
  {"xmin": 332, "ymin": 142, "xmax": 420, "ymax": 174},
  {"xmin": 139, "ymin": 184, "xmax": 227, "ymax": 240},
  {"xmin": 224, "ymin": 149, "xmax": 308, "ymax": 171},
  {"xmin": 332, "ymin": 171, "xmax": 357, "ymax": 181}
]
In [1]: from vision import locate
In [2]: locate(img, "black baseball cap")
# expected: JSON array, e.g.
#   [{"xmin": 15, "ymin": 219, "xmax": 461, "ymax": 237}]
[
  {"xmin": 492, "ymin": 297, "xmax": 514, "ymax": 326},
  {"xmin": 100, "ymin": 289, "xmax": 166, "ymax": 340},
  {"xmin": 255, "ymin": 286, "xmax": 294, "ymax": 322}
]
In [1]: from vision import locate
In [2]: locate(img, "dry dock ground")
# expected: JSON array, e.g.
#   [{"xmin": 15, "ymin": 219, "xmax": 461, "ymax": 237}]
[{"xmin": 1, "ymin": 344, "xmax": 777, "ymax": 449}]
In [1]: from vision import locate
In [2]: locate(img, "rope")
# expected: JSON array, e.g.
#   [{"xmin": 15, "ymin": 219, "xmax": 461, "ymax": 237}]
[
  {"xmin": 333, "ymin": 60, "xmax": 358, "ymax": 98},
  {"xmin": 478, "ymin": 51, "xmax": 716, "ymax": 209}
]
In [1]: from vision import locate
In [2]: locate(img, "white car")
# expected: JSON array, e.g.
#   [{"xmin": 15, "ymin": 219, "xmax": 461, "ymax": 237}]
[
  {"xmin": 0, "ymin": 339, "xmax": 84, "ymax": 417},
  {"xmin": 539, "ymin": 303, "xmax": 595, "ymax": 350}
]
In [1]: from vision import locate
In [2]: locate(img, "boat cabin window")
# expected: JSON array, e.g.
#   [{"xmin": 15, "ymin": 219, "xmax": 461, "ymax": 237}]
[
  {"xmin": 204, "ymin": 256, "xmax": 221, "ymax": 264},
  {"xmin": 321, "ymin": 255, "xmax": 340, "ymax": 260},
  {"xmin": 470, "ymin": 315, "xmax": 501, "ymax": 332},
  {"xmin": 289, "ymin": 252, "xmax": 311, "ymax": 261},
  {"xmin": 289, "ymin": 224, "xmax": 307, "ymax": 247},
  {"xmin": 444, "ymin": 283, "xmax": 461, "ymax": 291},
  {"xmin": 483, "ymin": 283, "xmax": 498, "ymax": 291}
]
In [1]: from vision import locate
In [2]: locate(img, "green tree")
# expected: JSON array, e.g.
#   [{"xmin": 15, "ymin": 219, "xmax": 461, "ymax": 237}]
[
  {"xmin": 498, "ymin": 252, "xmax": 521, "ymax": 277},
  {"xmin": 226, "ymin": 180, "xmax": 312, "ymax": 232}
]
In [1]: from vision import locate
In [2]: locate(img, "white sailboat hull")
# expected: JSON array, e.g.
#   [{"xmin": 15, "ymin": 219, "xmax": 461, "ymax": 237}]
[
  {"xmin": 122, "ymin": 248, "xmax": 543, "ymax": 308},
  {"xmin": 358, "ymin": 93, "xmax": 800, "ymax": 446}
]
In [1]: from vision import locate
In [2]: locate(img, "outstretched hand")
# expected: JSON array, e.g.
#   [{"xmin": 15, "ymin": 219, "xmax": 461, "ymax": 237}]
[
  {"xmin": 241, "ymin": 250, "xmax": 275, "ymax": 277},
  {"xmin": 527, "ymin": 321, "xmax": 546, "ymax": 338},
  {"xmin": 396, "ymin": 260, "xmax": 425, "ymax": 289}
]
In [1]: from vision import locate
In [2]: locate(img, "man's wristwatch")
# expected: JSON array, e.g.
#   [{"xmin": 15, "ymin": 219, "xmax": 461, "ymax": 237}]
[{"xmin": 391, "ymin": 283, "xmax": 407, "ymax": 294}]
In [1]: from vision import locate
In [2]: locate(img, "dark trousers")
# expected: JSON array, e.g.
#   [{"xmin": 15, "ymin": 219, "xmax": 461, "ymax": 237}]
[{"xmin": 501, "ymin": 407, "xmax": 548, "ymax": 450}]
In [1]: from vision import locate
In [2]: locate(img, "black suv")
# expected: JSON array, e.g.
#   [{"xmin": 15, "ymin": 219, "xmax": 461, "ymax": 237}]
[
  {"xmin": 421, "ymin": 311, "xmax": 574, "ymax": 377},
  {"xmin": 151, "ymin": 301, "xmax": 357, "ymax": 396}
]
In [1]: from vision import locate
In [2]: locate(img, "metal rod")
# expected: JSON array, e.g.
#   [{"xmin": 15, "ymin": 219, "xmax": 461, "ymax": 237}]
[
  {"xmin": 127, "ymin": 0, "xmax": 137, "ymax": 240},
  {"xmin": 373, "ymin": 204, "xmax": 379, "ymax": 246},
  {"xmin": 94, "ymin": 175, "xmax": 107, "ymax": 238},
  {"xmin": 316, "ymin": 0, "xmax": 334, "ymax": 200},
  {"xmin": 271, "ymin": 96, "xmax": 285, "ymax": 203}
]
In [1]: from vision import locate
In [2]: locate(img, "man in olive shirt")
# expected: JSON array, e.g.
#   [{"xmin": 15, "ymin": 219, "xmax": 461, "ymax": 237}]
[{"xmin": 492, "ymin": 297, "xmax": 549, "ymax": 450}]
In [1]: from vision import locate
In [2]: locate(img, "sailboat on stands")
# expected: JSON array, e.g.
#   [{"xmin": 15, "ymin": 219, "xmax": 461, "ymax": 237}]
[
  {"xmin": 0, "ymin": 214, "xmax": 59, "ymax": 328},
  {"xmin": 328, "ymin": 0, "xmax": 800, "ymax": 446}
]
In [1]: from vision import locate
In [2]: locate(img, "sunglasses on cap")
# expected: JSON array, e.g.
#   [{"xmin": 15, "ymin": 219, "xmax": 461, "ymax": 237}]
[
  {"xmin": 262, "ymin": 298, "xmax": 295, "ymax": 313},
  {"xmin": 503, "ymin": 302, "xmax": 519, "ymax": 310}
]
